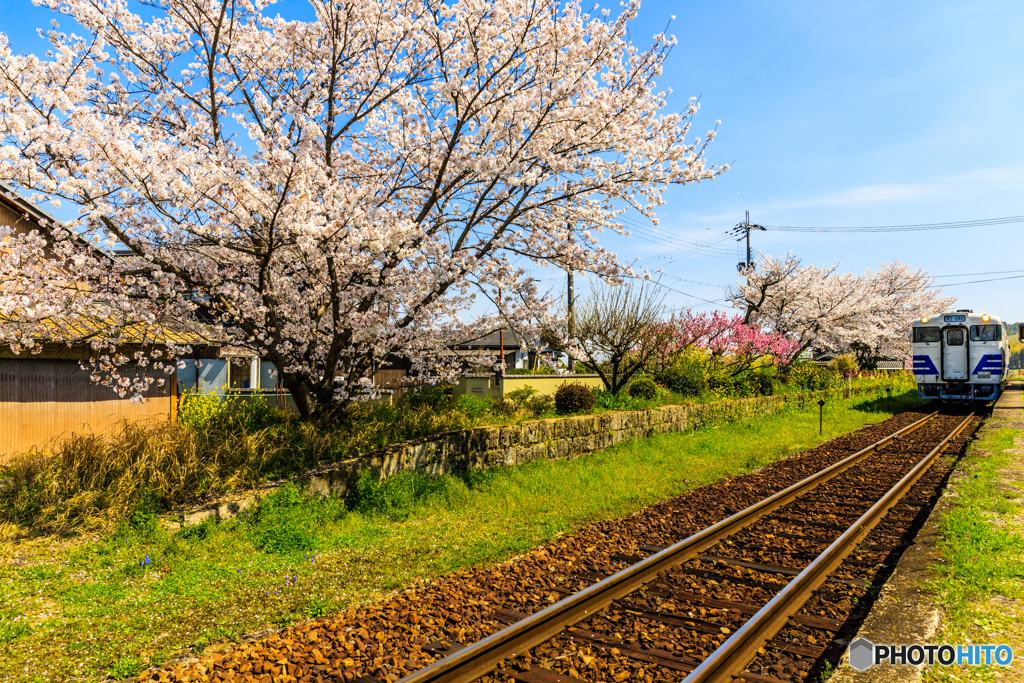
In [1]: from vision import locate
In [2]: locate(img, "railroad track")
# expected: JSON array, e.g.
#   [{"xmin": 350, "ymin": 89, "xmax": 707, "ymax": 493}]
[
  {"xmin": 393, "ymin": 410, "xmax": 978, "ymax": 683},
  {"xmin": 137, "ymin": 410, "xmax": 980, "ymax": 683}
]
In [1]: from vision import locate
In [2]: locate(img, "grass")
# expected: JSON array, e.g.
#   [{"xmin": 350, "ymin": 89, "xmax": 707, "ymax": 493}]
[
  {"xmin": 0, "ymin": 388, "xmax": 922, "ymax": 682},
  {"xmin": 924, "ymin": 425, "xmax": 1024, "ymax": 682},
  {"xmin": 0, "ymin": 369, "xmax": 903, "ymax": 533}
]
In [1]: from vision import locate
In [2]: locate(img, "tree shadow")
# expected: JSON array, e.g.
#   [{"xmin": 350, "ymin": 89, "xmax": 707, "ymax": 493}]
[{"xmin": 850, "ymin": 390, "xmax": 920, "ymax": 414}]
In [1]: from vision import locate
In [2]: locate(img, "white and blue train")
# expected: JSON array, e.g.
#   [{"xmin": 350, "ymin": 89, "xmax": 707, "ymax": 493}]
[{"xmin": 911, "ymin": 310, "xmax": 1009, "ymax": 401}]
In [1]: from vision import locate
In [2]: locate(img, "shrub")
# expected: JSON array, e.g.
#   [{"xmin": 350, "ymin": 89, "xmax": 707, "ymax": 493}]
[
  {"xmin": 489, "ymin": 397, "xmax": 518, "ymax": 416},
  {"xmin": 454, "ymin": 394, "xmax": 492, "ymax": 420},
  {"xmin": 400, "ymin": 385, "xmax": 451, "ymax": 410},
  {"xmin": 250, "ymin": 485, "xmax": 325, "ymax": 557},
  {"xmin": 787, "ymin": 363, "xmax": 841, "ymax": 391},
  {"xmin": 749, "ymin": 372, "xmax": 775, "ymax": 396},
  {"xmin": 178, "ymin": 390, "xmax": 280, "ymax": 432},
  {"xmin": 627, "ymin": 377, "xmax": 659, "ymax": 399},
  {"xmin": 654, "ymin": 366, "xmax": 706, "ymax": 397},
  {"xmin": 594, "ymin": 389, "xmax": 648, "ymax": 411},
  {"xmin": 505, "ymin": 385, "xmax": 538, "ymax": 406},
  {"xmin": 729, "ymin": 372, "xmax": 775, "ymax": 398},
  {"xmin": 554, "ymin": 382, "xmax": 596, "ymax": 414},
  {"xmin": 706, "ymin": 371, "xmax": 732, "ymax": 393},
  {"xmin": 177, "ymin": 390, "xmax": 225, "ymax": 428},
  {"xmin": 831, "ymin": 353, "xmax": 859, "ymax": 375},
  {"xmin": 524, "ymin": 394, "xmax": 555, "ymax": 416}
]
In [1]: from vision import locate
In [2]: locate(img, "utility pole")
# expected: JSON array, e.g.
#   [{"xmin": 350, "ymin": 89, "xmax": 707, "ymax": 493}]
[
  {"xmin": 734, "ymin": 210, "xmax": 766, "ymax": 271},
  {"xmin": 498, "ymin": 287, "xmax": 505, "ymax": 375},
  {"xmin": 567, "ymin": 268, "xmax": 575, "ymax": 373}
]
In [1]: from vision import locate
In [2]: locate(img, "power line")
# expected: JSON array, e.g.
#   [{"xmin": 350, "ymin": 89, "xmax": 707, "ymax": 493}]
[
  {"xmin": 939, "ymin": 273, "xmax": 1024, "ymax": 287},
  {"xmin": 932, "ymin": 268, "xmax": 1024, "ymax": 278},
  {"xmin": 767, "ymin": 215, "xmax": 1024, "ymax": 233},
  {"xmin": 644, "ymin": 278, "xmax": 731, "ymax": 306}
]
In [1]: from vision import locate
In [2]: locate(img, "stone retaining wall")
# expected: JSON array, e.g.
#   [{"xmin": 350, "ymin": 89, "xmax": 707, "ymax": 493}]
[{"xmin": 174, "ymin": 384, "xmax": 887, "ymax": 527}]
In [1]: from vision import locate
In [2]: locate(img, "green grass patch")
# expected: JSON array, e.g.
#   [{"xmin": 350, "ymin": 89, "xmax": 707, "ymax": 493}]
[
  {"xmin": 0, "ymin": 389, "xmax": 921, "ymax": 682},
  {"xmin": 925, "ymin": 427, "xmax": 1024, "ymax": 682}
]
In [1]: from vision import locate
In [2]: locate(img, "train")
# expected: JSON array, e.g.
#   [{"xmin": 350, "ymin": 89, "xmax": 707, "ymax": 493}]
[{"xmin": 911, "ymin": 310, "xmax": 1010, "ymax": 401}]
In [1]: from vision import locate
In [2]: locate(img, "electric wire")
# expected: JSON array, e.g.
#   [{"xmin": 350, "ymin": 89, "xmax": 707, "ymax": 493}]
[
  {"xmin": 936, "ymin": 273, "xmax": 1024, "ymax": 287},
  {"xmin": 931, "ymin": 268, "xmax": 1024, "ymax": 278},
  {"xmin": 766, "ymin": 215, "xmax": 1024, "ymax": 233}
]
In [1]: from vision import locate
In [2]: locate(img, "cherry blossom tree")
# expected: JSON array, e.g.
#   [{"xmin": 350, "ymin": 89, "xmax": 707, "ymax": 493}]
[
  {"xmin": 730, "ymin": 253, "xmax": 955, "ymax": 363},
  {"xmin": 0, "ymin": 0, "xmax": 723, "ymax": 418}
]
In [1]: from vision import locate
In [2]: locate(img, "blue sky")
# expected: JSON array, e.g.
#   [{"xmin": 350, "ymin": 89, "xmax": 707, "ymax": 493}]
[
  {"xmin": 2, "ymin": 0, "xmax": 1022, "ymax": 321},
  {"xmin": 578, "ymin": 0, "xmax": 1024, "ymax": 322}
]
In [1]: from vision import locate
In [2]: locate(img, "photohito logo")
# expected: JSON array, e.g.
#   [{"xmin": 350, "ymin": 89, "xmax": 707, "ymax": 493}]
[{"xmin": 848, "ymin": 637, "xmax": 1014, "ymax": 671}]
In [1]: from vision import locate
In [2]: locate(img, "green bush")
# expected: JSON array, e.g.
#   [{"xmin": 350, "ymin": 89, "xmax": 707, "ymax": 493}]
[
  {"xmin": 524, "ymin": 394, "xmax": 555, "ymax": 416},
  {"xmin": 455, "ymin": 394, "xmax": 492, "ymax": 419},
  {"xmin": 654, "ymin": 366, "xmax": 706, "ymax": 397},
  {"xmin": 830, "ymin": 353, "xmax": 859, "ymax": 375},
  {"xmin": 730, "ymin": 371, "xmax": 775, "ymax": 398},
  {"xmin": 627, "ymin": 377, "xmax": 659, "ymax": 399},
  {"xmin": 345, "ymin": 469, "xmax": 464, "ymax": 520},
  {"xmin": 250, "ymin": 484, "xmax": 340, "ymax": 554},
  {"xmin": 594, "ymin": 390, "xmax": 650, "ymax": 411},
  {"xmin": 787, "ymin": 363, "xmax": 842, "ymax": 391},
  {"xmin": 554, "ymin": 382, "xmax": 596, "ymax": 414},
  {"xmin": 749, "ymin": 372, "xmax": 775, "ymax": 396},
  {"xmin": 178, "ymin": 390, "xmax": 281, "ymax": 433},
  {"xmin": 400, "ymin": 385, "xmax": 451, "ymax": 410}
]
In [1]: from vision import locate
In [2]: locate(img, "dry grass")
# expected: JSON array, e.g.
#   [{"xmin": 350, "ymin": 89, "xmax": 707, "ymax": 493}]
[{"xmin": 0, "ymin": 393, "xmax": 495, "ymax": 532}]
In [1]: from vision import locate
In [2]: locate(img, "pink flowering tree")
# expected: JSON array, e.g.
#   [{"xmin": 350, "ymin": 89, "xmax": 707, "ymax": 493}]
[
  {"xmin": 0, "ymin": 0, "xmax": 722, "ymax": 418},
  {"xmin": 656, "ymin": 310, "xmax": 799, "ymax": 374}
]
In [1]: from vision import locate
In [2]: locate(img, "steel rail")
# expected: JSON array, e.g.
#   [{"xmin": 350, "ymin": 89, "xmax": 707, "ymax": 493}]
[
  {"xmin": 684, "ymin": 412, "xmax": 975, "ymax": 683},
  {"xmin": 396, "ymin": 412, "xmax": 940, "ymax": 683}
]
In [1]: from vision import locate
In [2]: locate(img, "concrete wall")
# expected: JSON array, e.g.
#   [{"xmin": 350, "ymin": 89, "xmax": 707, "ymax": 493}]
[{"xmin": 454, "ymin": 374, "xmax": 605, "ymax": 400}]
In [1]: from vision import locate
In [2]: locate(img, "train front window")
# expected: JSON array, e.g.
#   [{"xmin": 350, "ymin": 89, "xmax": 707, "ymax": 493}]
[
  {"xmin": 913, "ymin": 327, "xmax": 941, "ymax": 342},
  {"xmin": 946, "ymin": 329, "xmax": 965, "ymax": 346},
  {"xmin": 970, "ymin": 325, "xmax": 1001, "ymax": 341}
]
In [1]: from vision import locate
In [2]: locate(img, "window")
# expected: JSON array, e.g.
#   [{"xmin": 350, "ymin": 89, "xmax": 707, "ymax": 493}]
[
  {"xmin": 970, "ymin": 325, "xmax": 1001, "ymax": 342},
  {"xmin": 913, "ymin": 327, "xmax": 941, "ymax": 343},
  {"xmin": 946, "ymin": 329, "xmax": 965, "ymax": 346}
]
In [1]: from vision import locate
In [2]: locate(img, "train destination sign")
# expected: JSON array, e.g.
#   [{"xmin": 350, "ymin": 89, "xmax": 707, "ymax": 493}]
[{"xmin": 943, "ymin": 315, "xmax": 967, "ymax": 322}]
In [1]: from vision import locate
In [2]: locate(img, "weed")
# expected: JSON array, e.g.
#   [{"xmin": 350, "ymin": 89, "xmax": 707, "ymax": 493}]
[
  {"xmin": 0, "ymin": 389, "xmax": 918, "ymax": 682},
  {"xmin": 193, "ymin": 625, "xmax": 239, "ymax": 653},
  {"xmin": 303, "ymin": 595, "xmax": 332, "ymax": 619},
  {"xmin": 105, "ymin": 654, "xmax": 142, "ymax": 679},
  {"xmin": 250, "ymin": 484, "xmax": 339, "ymax": 554},
  {"xmin": 0, "ymin": 620, "xmax": 31, "ymax": 644}
]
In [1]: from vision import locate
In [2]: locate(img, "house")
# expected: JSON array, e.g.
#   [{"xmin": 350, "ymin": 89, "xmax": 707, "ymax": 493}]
[
  {"xmin": 447, "ymin": 328, "xmax": 602, "ymax": 400},
  {"xmin": 448, "ymin": 327, "xmax": 556, "ymax": 372},
  {"xmin": 0, "ymin": 186, "xmax": 201, "ymax": 456}
]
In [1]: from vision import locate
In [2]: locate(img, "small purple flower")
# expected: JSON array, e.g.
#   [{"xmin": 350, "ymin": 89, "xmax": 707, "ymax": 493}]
[{"xmin": 144, "ymin": 554, "xmax": 151, "ymax": 565}]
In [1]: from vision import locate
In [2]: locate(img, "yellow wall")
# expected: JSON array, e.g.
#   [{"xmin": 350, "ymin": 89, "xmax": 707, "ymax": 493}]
[{"xmin": 454, "ymin": 374, "xmax": 603, "ymax": 400}]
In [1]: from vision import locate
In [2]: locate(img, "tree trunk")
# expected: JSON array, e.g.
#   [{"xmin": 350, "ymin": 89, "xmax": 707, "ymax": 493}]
[{"xmin": 280, "ymin": 372, "xmax": 317, "ymax": 420}]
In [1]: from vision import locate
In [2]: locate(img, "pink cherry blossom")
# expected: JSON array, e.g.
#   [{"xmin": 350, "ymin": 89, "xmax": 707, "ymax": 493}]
[
  {"xmin": 731, "ymin": 253, "xmax": 955, "ymax": 362},
  {"xmin": 0, "ymin": 0, "xmax": 723, "ymax": 417}
]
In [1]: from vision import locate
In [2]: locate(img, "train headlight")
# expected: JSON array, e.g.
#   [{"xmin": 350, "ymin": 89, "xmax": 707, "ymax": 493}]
[
  {"xmin": 982, "ymin": 314, "xmax": 991, "ymax": 322},
  {"xmin": 920, "ymin": 317, "xmax": 929, "ymax": 324}
]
